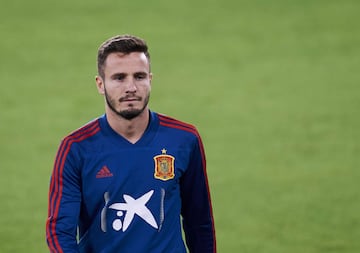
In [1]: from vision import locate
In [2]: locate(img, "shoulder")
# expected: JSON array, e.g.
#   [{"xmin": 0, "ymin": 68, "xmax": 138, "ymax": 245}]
[
  {"xmin": 61, "ymin": 118, "xmax": 101, "ymax": 145},
  {"xmin": 156, "ymin": 113, "xmax": 201, "ymax": 139},
  {"xmin": 54, "ymin": 118, "xmax": 101, "ymax": 164}
]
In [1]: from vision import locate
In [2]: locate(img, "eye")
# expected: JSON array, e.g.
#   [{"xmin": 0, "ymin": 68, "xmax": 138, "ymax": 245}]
[
  {"xmin": 113, "ymin": 74, "xmax": 126, "ymax": 81},
  {"xmin": 134, "ymin": 73, "xmax": 147, "ymax": 80}
]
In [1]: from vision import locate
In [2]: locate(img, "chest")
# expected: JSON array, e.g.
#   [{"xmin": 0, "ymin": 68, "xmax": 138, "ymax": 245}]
[{"xmin": 79, "ymin": 144, "xmax": 192, "ymax": 209}]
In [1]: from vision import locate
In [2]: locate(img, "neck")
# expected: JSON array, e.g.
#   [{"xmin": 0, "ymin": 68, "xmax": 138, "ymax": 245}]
[{"xmin": 106, "ymin": 108, "xmax": 150, "ymax": 144}]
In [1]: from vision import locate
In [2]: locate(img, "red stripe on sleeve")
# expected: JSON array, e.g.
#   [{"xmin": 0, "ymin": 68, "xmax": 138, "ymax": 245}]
[
  {"xmin": 158, "ymin": 115, "xmax": 216, "ymax": 251},
  {"xmin": 46, "ymin": 120, "xmax": 100, "ymax": 252}
]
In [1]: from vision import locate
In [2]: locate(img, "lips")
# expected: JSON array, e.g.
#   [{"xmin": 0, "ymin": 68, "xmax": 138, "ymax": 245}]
[{"xmin": 120, "ymin": 97, "xmax": 141, "ymax": 102}]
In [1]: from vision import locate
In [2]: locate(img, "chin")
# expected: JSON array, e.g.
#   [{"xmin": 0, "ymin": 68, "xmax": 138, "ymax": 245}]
[{"xmin": 118, "ymin": 108, "xmax": 144, "ymax": 120}]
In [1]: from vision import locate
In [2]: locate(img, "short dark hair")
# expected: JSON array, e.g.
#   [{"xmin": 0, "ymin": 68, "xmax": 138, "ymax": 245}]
[{"xmin": 97, "ymin": 34, "xmax": 150, "ymax": 78}]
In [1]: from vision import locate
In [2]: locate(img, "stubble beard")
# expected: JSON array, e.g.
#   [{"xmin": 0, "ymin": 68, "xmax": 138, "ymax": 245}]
[{"xmin": 104, "ymin": 87, "xmax": 150, "ymax": 120}]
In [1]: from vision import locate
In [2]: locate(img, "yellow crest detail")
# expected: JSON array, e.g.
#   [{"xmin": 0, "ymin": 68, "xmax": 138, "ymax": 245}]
[{"xmin": 154, "ymin": 149, "xmax": 175, "ymax": 181}]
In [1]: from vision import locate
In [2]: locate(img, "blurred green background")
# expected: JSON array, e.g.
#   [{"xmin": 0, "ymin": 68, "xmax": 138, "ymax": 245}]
[{"xmin": 1, "ymin": 0, "xmax": 359, "ymax": 252}]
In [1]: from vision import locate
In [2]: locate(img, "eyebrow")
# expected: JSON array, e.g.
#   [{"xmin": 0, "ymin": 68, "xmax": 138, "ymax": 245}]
[
  {"xmin": 110, "ymin": 73, "xmax": 126, "ymax": 79},
  {"xmin": 134, "ymin": 71, "xmax": 148, "ymax": 76},
  {"xmin": 110, "ymin": 71, "xmax": 148, "ymax": 78}
]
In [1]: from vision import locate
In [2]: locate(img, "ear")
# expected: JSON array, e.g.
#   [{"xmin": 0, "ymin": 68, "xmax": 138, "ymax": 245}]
[
  {"xmin": 95, "ymin": 76, "xmax": 105, "ymax": 95},
  {"xmin": 149, "ymin": 72, "xmax": 153, "ymax": 86}
]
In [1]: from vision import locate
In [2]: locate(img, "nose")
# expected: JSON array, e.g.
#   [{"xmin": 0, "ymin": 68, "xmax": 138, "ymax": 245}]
[{"xmin": 125, "ymin": 78, "xmax": 137, "ymax": 93}]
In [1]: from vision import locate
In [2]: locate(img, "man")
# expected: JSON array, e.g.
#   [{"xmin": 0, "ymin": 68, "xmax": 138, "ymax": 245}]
[{"xmin": 46, "ymin": 34, "xmax": 216, "ymax": 253}]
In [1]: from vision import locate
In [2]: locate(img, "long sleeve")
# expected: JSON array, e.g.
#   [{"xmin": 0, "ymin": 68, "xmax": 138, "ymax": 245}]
[
  {"xmin": 46, "ymin": 139, "xmax": 81, "ymax": 253},
  {"xmin": 180, "ymin": 134, "xmax": 216, "ymax": 253}
]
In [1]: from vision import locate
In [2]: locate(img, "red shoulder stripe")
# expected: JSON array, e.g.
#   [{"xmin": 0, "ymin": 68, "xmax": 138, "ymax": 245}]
[
  {"xmin": 158, "ymin": 114, "xmax": 197, "ymax": 133},
  {"xmin": 158, "ymin": 114, "xmax": 204, "ymax": 165}
]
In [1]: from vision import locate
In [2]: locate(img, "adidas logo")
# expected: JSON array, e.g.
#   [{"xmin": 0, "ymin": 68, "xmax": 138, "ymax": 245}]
[{"xmin": 96, "ymin": 166, "xmax": 114, "ymax": 178}]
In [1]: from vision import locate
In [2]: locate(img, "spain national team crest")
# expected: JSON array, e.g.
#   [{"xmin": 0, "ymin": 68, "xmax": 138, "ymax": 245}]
[{"xmin": 153, "ymin": 149, "xmax": 175, "ymax": 181}]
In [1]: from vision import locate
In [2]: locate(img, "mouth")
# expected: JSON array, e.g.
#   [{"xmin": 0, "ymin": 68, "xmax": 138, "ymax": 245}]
[{"xmin": 120, "ymin": 97, "xmax": 141, "ymax": 102}]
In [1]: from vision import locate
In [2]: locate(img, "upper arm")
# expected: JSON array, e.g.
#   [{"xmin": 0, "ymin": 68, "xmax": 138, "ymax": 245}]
[
  {"xmin": 180, "ymin": 135, "xmax": 216, "ymax": 252},
  {"xmin": 46, "ymin": 140, "xmax": 81, "ymax": 252}
]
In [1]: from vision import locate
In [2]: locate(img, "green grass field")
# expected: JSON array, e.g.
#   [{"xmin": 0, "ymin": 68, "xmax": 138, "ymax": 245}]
[{"xmin": 1, "ymin": 0, "xmax": 360, "ymax": 252}]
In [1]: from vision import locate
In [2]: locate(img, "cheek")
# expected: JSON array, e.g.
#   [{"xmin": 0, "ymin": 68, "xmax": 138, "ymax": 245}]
[
  {"xmin": 140, "ymin": 82, "xmax": 151, "ymax": 92},
  {"xmin": 104, "ymin": 81, "xmax": 124, "ymax": 93}
]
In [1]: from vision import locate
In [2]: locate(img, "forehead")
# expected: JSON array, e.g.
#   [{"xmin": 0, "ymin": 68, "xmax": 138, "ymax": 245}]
[{"xmin": 104, "ymin": 52, "xmax": 150, "ymax": 73}]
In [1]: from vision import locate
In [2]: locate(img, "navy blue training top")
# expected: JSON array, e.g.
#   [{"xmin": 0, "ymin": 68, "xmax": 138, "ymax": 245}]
[{"xmin": 46, "ymin": 111, "xmax": 216, "ymax": 253}]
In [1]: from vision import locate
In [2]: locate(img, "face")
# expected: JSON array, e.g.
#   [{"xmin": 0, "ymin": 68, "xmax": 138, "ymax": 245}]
[{"xmin": 96, "ymin": 52, "xmax": 152, "ymax": 120}]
